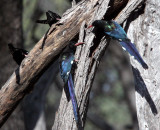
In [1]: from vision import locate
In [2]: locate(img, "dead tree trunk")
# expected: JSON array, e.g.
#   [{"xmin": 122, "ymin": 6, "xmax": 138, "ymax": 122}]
[{"xmin": 125, "ymin": 0, "xmax": 160, "ymax": 129}]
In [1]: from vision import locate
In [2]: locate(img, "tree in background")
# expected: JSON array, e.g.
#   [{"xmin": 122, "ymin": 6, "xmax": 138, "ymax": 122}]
[{"xmin": 0, "ymin": 0, "xmax": 25, "ymax": 130}]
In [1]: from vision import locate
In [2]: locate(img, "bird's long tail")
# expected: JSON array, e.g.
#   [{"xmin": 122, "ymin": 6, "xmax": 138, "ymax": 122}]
[
  {"xmin": 36, "ymin": 20, "xmax": 48, "ymax": 24},
  {"xmin": 68, "ymin": 74, "xmax": 78, "ymax": 124},
  {"xmin": 120, "ymin": 41, "xmax": 148, "ymax": 69}
]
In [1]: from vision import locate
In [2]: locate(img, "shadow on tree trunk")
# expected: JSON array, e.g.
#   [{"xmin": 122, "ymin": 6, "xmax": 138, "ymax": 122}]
[{"xmin": 132, "ymin": 67, "xmax": 158, "ymax": 115}]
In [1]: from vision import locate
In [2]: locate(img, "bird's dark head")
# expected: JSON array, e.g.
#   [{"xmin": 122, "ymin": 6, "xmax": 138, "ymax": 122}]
[
  {"xmin": 92, "ymin": 20, "xmax": 101, "ymax": 26},
  {"xmin": 88, "ymin": 20, "xmax": 106, "ymax": 29},
  {"xmin": 68, "ymin": 41, "xmax": 76, "ymax": 51},
  {"xmin": 8, "ymin": 43, "xmax": 13, "ymax": 48}
]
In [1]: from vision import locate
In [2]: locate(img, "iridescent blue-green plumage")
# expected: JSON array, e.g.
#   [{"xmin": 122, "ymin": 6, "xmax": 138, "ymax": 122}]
[
  {"xmin": 60, "ymin": 52, "xmax": 74, "ymax": 83},
  {"xmin": 104, "ymin": 21, "xmax": 129, "ymax": 41},
  {"xmin": 59, "ymin": 42, "xmax": 79, "ymax": 124},
  {"xmin": 91, "ymin": 20, "xmax": 148, "ymax": 69}
]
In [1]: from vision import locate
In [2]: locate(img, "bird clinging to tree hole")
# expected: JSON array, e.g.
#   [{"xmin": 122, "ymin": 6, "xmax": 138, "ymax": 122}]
[{"xmin": 59, "ymin": 41, "xmax": 84, "ymax": 125}]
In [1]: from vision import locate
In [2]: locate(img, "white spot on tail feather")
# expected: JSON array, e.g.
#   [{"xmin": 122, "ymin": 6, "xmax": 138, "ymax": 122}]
[
  {"xmin": 67, "ymin": 72, "xmax": 70, "ymax": 75},
  {"xmin": 131, "ymin": 56, "xmax": 135, "ymax": 59},
  {"xmin": 122, "ymin": 47, "xmax": 126, "ymax": 51}
]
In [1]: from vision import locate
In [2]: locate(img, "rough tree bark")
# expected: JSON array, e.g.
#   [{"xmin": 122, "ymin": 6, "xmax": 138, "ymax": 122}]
[{"xmin": 125, "ymin": 0, "xmax": 160, "ymax": 129}]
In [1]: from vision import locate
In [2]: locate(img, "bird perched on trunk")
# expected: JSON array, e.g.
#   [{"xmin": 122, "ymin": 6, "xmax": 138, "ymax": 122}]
[
  {"xmin": 88, "ymin": 20, "xmax": 148, "ymax": 69},
  {"xmin": 36, "ymin": 10, "xmax": 61, "ymax": 26},
  {"xmin": 36, "ymin": 10, "xmax": 61, "ymax": 49},
  {"xmin": 59, "ymin": 41, "xmax": 84, "ymax": 125},
  {"xmin": 8, "ymin": 43, "xmax": 28, "ymax": 65}
]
